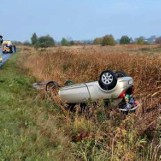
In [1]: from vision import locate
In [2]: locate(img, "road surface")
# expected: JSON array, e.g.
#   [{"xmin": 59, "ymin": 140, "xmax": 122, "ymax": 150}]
[{"xmin": 0, "ymin": 48, "xmax": 12, "ymax": 67}]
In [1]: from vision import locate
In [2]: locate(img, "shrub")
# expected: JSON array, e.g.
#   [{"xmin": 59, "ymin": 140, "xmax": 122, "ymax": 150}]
[
  {"xmin": 155, "ymin": 37, "xmax": 161, "ymax": 45},
  {"xmin": 31, "ymin": 33, "xmax": 38, "ymax": 45},
  {"xmin": 101, "ymin": 35, "xmax": 116, "ymax": 46},
  {"xmin": 136, "ymin": 37, "xmax": 146, "ymax": 45},
  {"xmin": 70, "ymin": 40, "xmax": 75, "ymax": 45},
  {"xmin": 61, "ymin": 38, "xmax": 70, "ymax": 46},
  {"xmin": 18, "ymin": 45, "xmax": 161, "ymax": 160},
  {"xmin": 36, "ymin": 35, "xmax": 55, "ymax": 48},
  {"xmin": 31, "ymin": 33, "xmax": 55, "ymax": 48},
  {"xmin": 23, "ymin": 41, "xmax": 31, "ymax": 46},
  {"xmin": 120, "ymin": 35, "xmax": 130, "ymax": 44},
  {"xmin": 93, "ymin": 37, "xmax": 103, "ymax": 45}
]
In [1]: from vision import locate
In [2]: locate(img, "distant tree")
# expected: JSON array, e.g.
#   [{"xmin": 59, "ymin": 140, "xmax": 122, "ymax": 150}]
[
  {"xmin": 23, "ymin": 41, "xmax": 31, "ymax": 46},
  {"xmin": 82, "ymin": 40, "xmax": 92, "ymax": 45},
  {"xmin": 12, "ymin": 41, "xmax": 23, "ymax": 46},
  {"xmin": 120, "ymin": 35, "xmax": 130, "ymax": 44},
  {"xmin": 31, "ymin": 33, "xmax": 38, "ymax": 45},
  {"xmin": 73, "ymin": 41, "xmax": 82, "ymax": 45},
  {"xmin": 93, "ymin": 37, "xmax": 103, "ymax": 45},
  {"xmin": 136, "ymin": 37, "xmax": 145, "ymax": 45},
  {"xmin": 130, "ymin": 37, "xmax": 134, "ymax": 43},
  {"xmin": 148, "ymin": 35, "xmax": 156, "ymax": 44},
  {"xmin": 101, "ymin": 35, "xmax": 116, "ymax": 46},
  {"xmin": 61, "ymin": 38, "xmax": 70, "ymax": 46},
  {"xmin": 70, "ymin": 40, "xmax": 75, "ymax": 45},
  {"xmin": 155, "ymin": 37, "xmax": 161, "ymax": 45},
  {"xmin": 36, "ymin": 35, "xmax": 55, "ymax": 48}
]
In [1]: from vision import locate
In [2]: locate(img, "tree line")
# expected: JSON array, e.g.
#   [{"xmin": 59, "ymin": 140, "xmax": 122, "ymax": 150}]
[{"xmin": 18, "ymin": 33, "xmax": 161, "ymax": 48}]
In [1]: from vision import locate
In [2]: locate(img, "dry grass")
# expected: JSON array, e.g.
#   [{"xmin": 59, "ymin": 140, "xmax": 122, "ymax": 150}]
[{"xmin": 18, "ymin": 44, "xmax": 161, "ymax": 160}]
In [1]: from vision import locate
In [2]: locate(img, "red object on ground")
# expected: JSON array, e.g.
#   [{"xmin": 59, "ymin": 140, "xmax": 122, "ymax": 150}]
[{"xmin": 118, "ymin": 91, "xmax": 126, "ymax": 98}]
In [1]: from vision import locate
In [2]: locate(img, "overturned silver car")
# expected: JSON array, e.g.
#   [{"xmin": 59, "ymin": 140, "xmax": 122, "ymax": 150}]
[{"xmin": 45, "ymin": 70, "xmax": 139, "ymax": 112}]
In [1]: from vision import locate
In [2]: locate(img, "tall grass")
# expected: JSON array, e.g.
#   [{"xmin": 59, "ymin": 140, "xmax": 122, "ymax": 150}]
[{"xmin": 18, "ymin": 45, "xmax": 161, "ymax": 160}]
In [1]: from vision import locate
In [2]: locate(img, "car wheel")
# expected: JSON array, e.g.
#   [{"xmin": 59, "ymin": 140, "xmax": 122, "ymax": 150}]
[
  {"xmin": 115, "ymin": 71, "xmax": 128, "ymax": 78},
  {"xmin": 98, "ymin": 70, "xmax": 117, "ymax": 90},
  {"xmin": 45, "ymin": 81, "xmax": 60, "ymax": 92},
  {"xmin": 64, "ymin": 80, "xmax": 74, "ymax": 86}
]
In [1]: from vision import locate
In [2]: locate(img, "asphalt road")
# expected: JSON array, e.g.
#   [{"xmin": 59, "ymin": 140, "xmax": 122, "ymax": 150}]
[{"xmin": 0, "ymin": 53, "xmax": 12, "ymax": 67}]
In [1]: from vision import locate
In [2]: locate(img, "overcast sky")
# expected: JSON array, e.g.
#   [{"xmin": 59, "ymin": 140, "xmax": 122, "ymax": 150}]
[{"xmin": 1, "ymin": 0, "xmax": 161, "ymax": 41}]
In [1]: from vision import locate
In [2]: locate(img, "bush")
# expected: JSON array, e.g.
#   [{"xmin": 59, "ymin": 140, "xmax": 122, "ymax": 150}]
[
  {"xmin": 155, "ymin": 37, "xmax": 161, "ymax": 45},
  {"xmin": 61, "ymin": 38, "xmax": 70, "ymax": 46},
  {"xmin": 19, "ymin": 47, "xmax": 161, "ymax": 160},
  {"xmin": 31, "ymin": 33, "xmax": 38, "ymax": 45},
  {"xmin": 101, "ymin": 35, "xmax": 115, "ymax": 46},
  {"xmin": 36, "ymin": 35, "xmax": 55, "ymax": 48},
  {"xmin": 23, "ymin": 41, "xmax": 31, "ymax": 46},
  {"xmin": 70, "ymin": 40, "xmax": 75, "ymax": 45},
  {"xmin": 31, "ymin": 33, "xmax": 55, "ymax": 48},
  {"xmin": 93, "ymin": 38, "xmax": 103, "ymax": 45},
  {"xmin": 136, "ymin": 37, "xmax": 146, "ymax": 45},
  {"xmin": 120, "ymin": 35, "xmax": 130, "ymax": 44}
]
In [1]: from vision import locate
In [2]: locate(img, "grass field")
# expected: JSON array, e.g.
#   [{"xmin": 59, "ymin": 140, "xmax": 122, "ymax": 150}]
[
  {"xmin": 0, "ymin": 45, "xmax": 161, "ymax": 160},
  {"xmin": 0, "ymin": 55, "xmax": 74, "ymax": 160}
]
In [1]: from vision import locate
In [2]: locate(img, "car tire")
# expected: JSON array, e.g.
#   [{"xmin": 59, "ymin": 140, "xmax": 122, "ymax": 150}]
[
  {"xmin": 115, "ymin": 71, "xmax": 128, "ymax": 78},
  {"xmin": 45, "ymin": 81, "xmax": 60, "ymax": 92},
  {"xmin": 64, "ymin": 80, "xmax": 74, "ymax": 86},
  {"xmin": 98, "ymin": 70, "xmax": 117, "ymax": 90}
]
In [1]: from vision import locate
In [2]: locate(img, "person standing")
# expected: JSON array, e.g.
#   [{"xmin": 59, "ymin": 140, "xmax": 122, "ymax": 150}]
[{"xmin": 0, "ymin": 35, "xmax": 3, "ymax": 45}]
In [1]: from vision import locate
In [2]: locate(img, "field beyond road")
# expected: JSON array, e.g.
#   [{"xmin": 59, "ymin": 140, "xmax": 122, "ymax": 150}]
[{"xmin": 0, "ymin": 45, "xmax": 161, "ymax": 160}]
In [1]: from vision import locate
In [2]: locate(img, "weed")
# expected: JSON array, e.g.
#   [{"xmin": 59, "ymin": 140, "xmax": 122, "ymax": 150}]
[{"xmin": 13, "ymin": 45, "xmax": 161, "ymax": 160}]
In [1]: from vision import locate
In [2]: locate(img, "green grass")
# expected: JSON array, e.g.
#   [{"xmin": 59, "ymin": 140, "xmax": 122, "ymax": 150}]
[{"xmin": 0, "ymin": 54, "xmax": 73, "ymax": 161}]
